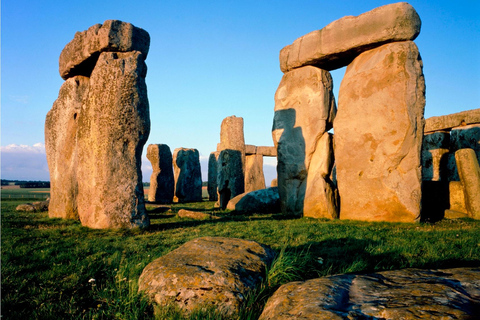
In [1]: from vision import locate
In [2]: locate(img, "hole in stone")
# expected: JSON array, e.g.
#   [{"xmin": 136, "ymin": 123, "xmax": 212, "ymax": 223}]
[{"xmin": 73, "ymin": 113, "xmax": 77, "ymax": 120}]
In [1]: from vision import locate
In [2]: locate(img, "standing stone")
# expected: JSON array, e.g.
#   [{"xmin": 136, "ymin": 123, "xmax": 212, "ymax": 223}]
[
  {"xmin": 245, "ymin": 154, "xmax": 266, "ymax": 193},
  {"xmin": 272, "ymin": 66, "xmax": 336, "ymax": 216},
  {"xmin": 421, "ymin": 131, "xmax": 450, "ymax": 181},
  {"xmin": 173, "ymin": 148, "xmax": 202, "ymax": 203},
  {"xmin": 76, "ymin": 51, "xmax": 150, "ymax": 229},
  {"xmin": 218, "ymin": 116, "xmax": 245, "ymax": 158},
  {"xmin": 45, "ymin": 76, "xmax": 89, "ymax": 220},
  {"xmin": 207, "ymin": 151, "xmax": 220, "ymax": 201},
  {"xmin": 279, "ymin": 2, "xmax": 421, "ymax": 72},
  {"xmin": 449, "ymin": 181, "xmax": 467, "ymax": 214},
  {"xmin": 217, "ymin": 149, "xmax": 245, "ymax": 209},
  {"xmin": 335, "ymin": 41, "xmax": 425, "ymax": 222},
  {"xmin": 450, "ymin": 124, "xmax": 480, "ymax": 160},
  {"xmin": 59, "ymin": 20, "xmax": 150, "ymax": 80},
  {"xmin": 303, "ymin": 132, "xmax": 338, "ymax": 219},
  {"xmin": 147, "ymin": 144, "xmax": 174, "ymax": 204},
  {"xmin": 455, "ymin": 148, "xmax": 480, "ymax": 219}
]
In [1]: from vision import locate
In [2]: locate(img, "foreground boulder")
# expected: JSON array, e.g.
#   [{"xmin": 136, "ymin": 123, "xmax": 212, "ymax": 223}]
[
  {"xmin": 16, "ymin": 200, "xmax": 50, "ymax": 212},
  {"xmin": 226, "ymin": 187, "xmax": 280, "ymax": 214},
  {"xmin": 59, "ymin": 20, "xmax": 150, "ymax": 80},
  {"xmin": 280, "ymin": 2, "xmax": 421, "ymax": 72},
  {"xmin": 138, "ymin": 237, "xmax": 275, "ymax": 316},
  {"xmin": 259, "ymin": 267, "xmax": 480, "ymax": 319},
  {"xmin": 334, "ymin": 41, "xmax": 425, "ymax": 222}
]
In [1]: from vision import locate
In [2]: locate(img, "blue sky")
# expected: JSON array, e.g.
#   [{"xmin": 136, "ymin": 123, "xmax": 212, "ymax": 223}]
[{"xmin": 1, "ymin": 0, "xmax": 479, "ymax": 182}]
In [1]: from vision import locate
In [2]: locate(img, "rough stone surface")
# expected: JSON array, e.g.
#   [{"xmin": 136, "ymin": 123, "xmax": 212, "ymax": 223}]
[
  {"xmin": 279, "ymin": 2, "xmax": 421, "ymax": 72},
  {"xmin": 273, "ymin": 66, "xmax": 336, "ymax": 216},
  {"xmin": 147, "ymin": 144, "xmax": 174, "ymax": 204},
  {"xmin": 45, "ymin": 76, "xmax": 89, "ymax": 220},
  {"xmin": 16, "ymin": 200, "xmax": 49, "ymax": 212},
  {"xmin": 455, "ymin": 148, "xmax": 480, "ymax": 219},
  {"xmin": 334, "ymin": 41, "xmax": 425, "ymax": 222},
  {"xmin": 177, "ymin": 209, "xmax": 219, "ymax": 220},
  {"xmin": 76, "ymin": 51, "xmax": 150, "ymax": 229},
  {"xmin": 173, "ymin": 148, "xmax": 203, "ymax": 203},
  {"xmin": 450, "ymin": 124, "xmax": 480, "ymax": 160},
  {"xmin": 271, "ymin": 179, "xmax": 278, "ymax": 187},
  {"xmin": 449, "ymin": 181, "xmax": 467, "ymax": 214},
  {"xmin": 303, "ymin": 133, "xmax": 338, "ymax": 219},
  {"xmin": 422, "ymin": 131, "xmax": 450, "ymax": 181},
  {"xmin": 256, "ymin": 146, "xmax": 277, "ymax": 157},
  {"xmin": 226, "ymin": 187, "xmax": 280, "ymax": 214},
  {"xmin": 217, "ymin": 149, "xmax": 245, "ymax": 209},
  {"xmin": 245, "ymin": 154, "xmax": 266, "ymax": 193},
  {"xmin": 259, "ymin": 267, "xmax": 480, "ymax": 320},
  {"xmin": 218, "ymin": 116, "xmax": 245, "ymax": 166},
  {"xmin": 425, "ymin": 108, "xmax": 480, "ymax": 133},
  {"xmin": 207, "ymin": 151, "xmax": 220, "ymax": 201},
  {"xmin": 138, "ymin": 237, "xmax": 275, "ymax": 316},
  {"xmin": 59, "ymin": 20, "xmax": 150, "ymax": 80}
]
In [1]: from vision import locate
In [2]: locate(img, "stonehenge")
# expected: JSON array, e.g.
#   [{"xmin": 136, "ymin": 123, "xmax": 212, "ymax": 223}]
[
  {"xmin": 46, "ymin": 20, "xmax": 150, "ymax": 229},
  {"xmin": 173, "ymin": 148, "xmax": 203, "ymax": 203},
  {"xmin": 146, "ymin": 144, "xmax": 174, "ymax": 204}
]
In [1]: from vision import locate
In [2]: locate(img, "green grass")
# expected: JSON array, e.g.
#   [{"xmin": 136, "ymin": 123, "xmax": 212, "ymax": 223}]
[
  {"xmin": 1, "ymin": 187, "xmax": 50, "ymax": 201},
  {"xmin": 2, "ymin": 198, "xmax": 480, "ymax": 319}
]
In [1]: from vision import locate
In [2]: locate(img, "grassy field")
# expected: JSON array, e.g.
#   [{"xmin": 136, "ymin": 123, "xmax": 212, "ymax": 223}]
[
  {"xmin": 2, "ymin": 197, "xmax": 480, "ymax": 319},
  {"xmin": 1, "ymin": 187, "xmax": 50, "ymax": 201}
]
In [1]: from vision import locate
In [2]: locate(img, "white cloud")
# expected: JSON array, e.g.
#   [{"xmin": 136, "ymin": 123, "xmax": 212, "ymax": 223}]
[{"xmin": 1, "ymin": 143, "xmax": 49, "ymax": 180}]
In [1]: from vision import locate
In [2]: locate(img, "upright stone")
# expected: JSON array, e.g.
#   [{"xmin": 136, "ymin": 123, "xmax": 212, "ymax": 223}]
[
  {"xmin": 450, "ymin": 124, "xmax": 480, "ymax": 160},
  {"xmin": 45, "ymin": 76, "xmax": 89, "ymax": 219},
  {"xmin": 279, "ymin": 2, "xmax": 421, "ymax": 72},
  {"xmin": 76, "ymin": 51, "xmax": 150, "ymax": 229},
  {"xmin": 303, "ymin": 132, "xmax": 338, "ymax": 219},
  {"xmin": 173, "ymin": 148, "xmax": 203, "ymax": 203},
  {"xmin": 59, "ymin": 20, "xmax": 150, "ymax": 80},
  {"xmin": 147, "ymin": 144, "xmax": 174, "ymax": 204},
  {"xmin": 335, "ymin": 41, "xmax": 425, "ymax": 222},
  {"xmin": 245, "ymin": 154, "xmax": 266, "ymax": 193},
  {"xmin": 272, "ymin": 66, "xmax": 336, "ymax": 216},
  {"xmin": 217, "ymin": 149, "xmax": 245, "ymax": 209},
  {"xmin": 207, "ymin": 151, "xmax": 220, "ymax": 201},
  {"xmin": 421, "ymin": 131, "xmax": 450, "ymax": 181},
  {"xmin": 455, "ymin": 148, "xmax": 480, "ymax": 219}
]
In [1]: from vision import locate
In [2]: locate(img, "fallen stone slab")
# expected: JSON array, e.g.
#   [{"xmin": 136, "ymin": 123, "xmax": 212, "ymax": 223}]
[
  {"xmin": 16, "ymin": 200, "xmax": 50, "ymax": 212},
  {"xmin": 280, "ymin": 2, "xmax": 421, "ymax": 72},
  {"xmin": 177, "ymin": 209, "xmax": 219, "ymax": 220},
  {"xmin": 259, "ymin": 267, "xmax": 480, "ymax": 319},
  {"xmin": 226, "ymin": 187, "xmax": 280, "ymax": 214},
  {"xmin": 59, "ymin": 20, "xmax": 150, "ymax": 80},
  {"xmin": 138, "ymin": 237, "xmax": 275, "ymax": 317},
  {"xmin": 424, "ymin": 108, "xmax": 480, "ymax": 133}
]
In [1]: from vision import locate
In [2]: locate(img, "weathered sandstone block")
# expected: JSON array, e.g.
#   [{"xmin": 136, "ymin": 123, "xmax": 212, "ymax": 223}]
[
  {"xmin": 272, "ymin": 66, "xmax": 336, "ymax": 216},
  {"xmin": 280, "ymin": 2, "xmax": 421, "ymax": 72},
  {"xmin": 207, "ymin": 151, "xmax": 220, "ymax": 201},
  {"xmin": 455, "ymin": 148, "xmax": 480, "ymax": 219},
  {"xmin": 177, "ymin": 209, "xmax": 219, "ymax": 220},
  {"xmin": 217, "ymin": 149, "xmax": 245, "ymax": 209},
  {"xmin": 244, "ymin": 154, "xmax": 266, "ymax": 193},
  {"xmin": 218, "ymin": 115, "xmax": 245, "ymax": 154},
  {"xmin": 303, "ymin": 132, "xmax": 338, "ymax": 219},
  {"xmin": 76, "ymin": 51, "xmax": 150, "ymax": 229},
  {"xmin": 449, "ymin": 181, "xmax": 466, "ymax": 214},
  {"xmin": 147, "ymin": 144, "xmax": 174, "ymax": 204},
  {"xmin": 173, "ymin": 148, "xmax": 203, "ymax": 203},
  {"xmin": 424, "ymin": 108, "xmax": 480, "ymax": 133},
  {"xmin": 226, "ymin": 187, "xmax": 280, "ymax": 214},
  {"xmin": 421, "ymin": 131, "xmax": 450, "ymax": 181},
  {"xmin": 450, "ymin": 124, "xmax": 480, "ymax": 160},
  {"xmin": 259, "ymin": 267, "xmax": 480, "ymax": 319},
  {"xmin": 334, "ymin": 41, "xmax": 425, "ymax": 222},
  {"xmin": 139, "ymin": 237, "xmax": 275, "ymax": 317},
  {"xmin": 59, "ymin": 20, "xmax": 150, "ymax": 80},
  {"xmin": 45, "ymin": 76, "xmax": 89, "ymax": 219}
]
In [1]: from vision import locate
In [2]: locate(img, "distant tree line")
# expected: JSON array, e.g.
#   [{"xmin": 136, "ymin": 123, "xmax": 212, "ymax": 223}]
[{"xmin": 1, "ymin": 180, "xmax": 50, "ymax": 188}]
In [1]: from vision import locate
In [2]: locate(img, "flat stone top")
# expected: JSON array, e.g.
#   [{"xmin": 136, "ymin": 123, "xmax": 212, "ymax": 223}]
[
  {"xmin": 59, "ymin": 20, "xmax": 150, "ymax": 80},
  {"xmin": 280, "ymin": 2, "xmax": 421, "ymax": 72},
  {"xmin": 425, "ymin": 108, "xmax": 480, "ymax": 133}
]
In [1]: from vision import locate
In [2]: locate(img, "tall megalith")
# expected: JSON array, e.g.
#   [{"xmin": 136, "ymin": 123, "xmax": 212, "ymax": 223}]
[
  {"xmin": 147, "ymin": 144, "xmax": 174, "ymax": 204},
  {"xmin": 334, "ymin": 41, "xmax": 425, "ymax": 222},
  {"xmin": 272, "ymin": 66, "xmax": 336, "ymax": 217},
  {"xmin": 45, "ymin": 20, "xmax": 151, "ymax": 228},
  {"xmin": 173, "ymin": 148, "xmax": 203, "ymax": 203},
  {"xmin": 208, "ymin": 151, "xmax": 220, "ymax": 201}
]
